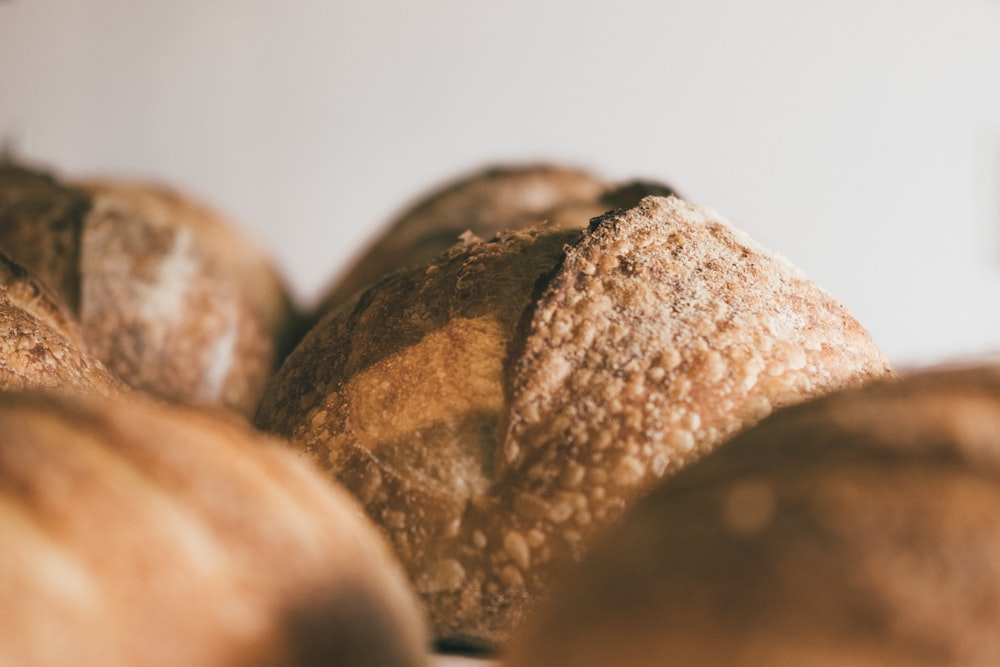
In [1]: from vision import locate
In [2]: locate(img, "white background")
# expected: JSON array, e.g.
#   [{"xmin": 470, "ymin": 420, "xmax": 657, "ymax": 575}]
[{"xmin": 2, "ymin": 0, "xmax": 999, "ymax": 368}]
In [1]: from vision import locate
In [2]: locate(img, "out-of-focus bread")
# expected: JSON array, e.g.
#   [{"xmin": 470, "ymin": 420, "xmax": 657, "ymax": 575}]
[
  {"xmin": 0, "ymin": 163, "xmax": 296, "ymax": 416},
  {"xmin": 0, "ymin": 391, "xmax": 428, "ymax": 667},
  {"xmin": 315, "ymin": 164, "xmax": 675, "ymax": 316},
  {"xmin": 0, "ymin": 251, "xmax": 120, "ymax": 395},
  {"xmin": 257, "ymin": 195, "xmax": 892, "ymax": 649},
  {"xmin": 74, "ymin": 178, "xmax": 296, "ymax": 415},
  {"xmin": 506, "ymin": 365, "xmax": 1000, "ymax": 667}
]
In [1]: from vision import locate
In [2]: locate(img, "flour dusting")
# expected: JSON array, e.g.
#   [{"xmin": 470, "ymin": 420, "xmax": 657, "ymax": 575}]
[{"xmin": 139, "ymin": 228, "xmax": 199, "ymax": 327}]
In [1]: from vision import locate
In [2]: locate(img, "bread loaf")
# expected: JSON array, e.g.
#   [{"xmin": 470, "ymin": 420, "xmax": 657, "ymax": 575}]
[
  {"xmin": 0, "ymin": 391, "xmax": 428, "ymax": 667},
  {"xmin": 506, "ymin": 365, "xmax": 1000, "ymax": 667},
  {"xmin": 316, "ymin": 164, "xmax": 675, "ymax": 316},
  {"xmin": 257, "ymin": 195, "xmax": 891, "ymax": 648},
  {"xmin": 0, "ymin": 163, "xmax": 296, "ymax": 416}
]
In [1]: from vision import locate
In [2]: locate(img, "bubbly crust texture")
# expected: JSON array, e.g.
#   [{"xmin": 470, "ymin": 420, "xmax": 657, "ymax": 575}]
[
  {"xmin": 0, "ymin": 392, "xmax": 428, "ymax": 667},
  {"xmin": 506, "ymin": 365, "xmax": 1000, "ymax": 667},
  {"xmin": 316, "ymin": 163, "xmax": 675, "ymax": 315},
  {"xmin": 0, "ymin": 252, "xmax": 120, "ymax": 396},
  {"xmin": 257, "ymin": 195, "xmax": 891, "ymax": 649}
]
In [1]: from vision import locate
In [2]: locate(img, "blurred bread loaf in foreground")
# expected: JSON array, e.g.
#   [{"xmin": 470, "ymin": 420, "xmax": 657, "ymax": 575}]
[
  {"xmin": 506, "ymin": 365, "xmax": 1000, "ymax": 667},
  {"xmin": 257, "ymin": 194, "xmax": 892, "ymax": 649},
  {"xmin": 315, "ymin": 163, "xmax": 676, "ymax": 316},
  {"xmin": 0, "ymin": 251, "xmax": 120, "ymax": 396},
  {"xmin": 0, "ymin": 392, "xmax": 427, "ymax": 667},
  {"xmin": 0, "ymin": 162, "xmax": 296, "ymax": 416}
]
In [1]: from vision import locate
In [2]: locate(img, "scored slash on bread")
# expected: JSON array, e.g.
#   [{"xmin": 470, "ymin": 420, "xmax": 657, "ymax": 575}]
[
  {"xmin": 1, "ymin": 152, "xmax": 911, "ymax": 662},
  {"xmin": 0, "ymin": 162, "xmax": 297, "ymax": 416},
  {"xmin": 314, "ymin": 163, "xmax": 677, "ymax": 320},
  {"xmin": 257, "ymin": 194, "xmax": 892, "ymax": 649}
]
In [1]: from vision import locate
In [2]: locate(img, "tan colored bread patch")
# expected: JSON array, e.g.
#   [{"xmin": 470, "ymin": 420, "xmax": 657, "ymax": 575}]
[{"xmin": 0, "ymin": 392, "xmax": 428, "ymax": 667}]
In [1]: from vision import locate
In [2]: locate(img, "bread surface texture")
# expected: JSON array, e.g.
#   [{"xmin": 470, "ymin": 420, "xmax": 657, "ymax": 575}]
[
  {"xmin": 0, "ymin": 391, "xmax": 428, "ymax": 667},
  {"xmin": 0, "ymin": 163, "xmax": 295, "ymax": 416},
  {"xmin": 316, "ymin": 163, "xmax": 675, "ymax": 315},
  {"xmin": 258, "ymin": 195, "xmax": 891, "ymax": 649},
  {"xmin": 506, "ymin": 365, "xmax": 1000, "ymax": 667},
  {"xmin": 0, "ymin": 163, "xmax": 87, "ymax": 310},
  {"xmin": 0, "ymin": 251, "xmax": 120, "ymax": 395},
  {"xmin": 76, "ymin": 179, "xmax": 295, "ymax": 415}
]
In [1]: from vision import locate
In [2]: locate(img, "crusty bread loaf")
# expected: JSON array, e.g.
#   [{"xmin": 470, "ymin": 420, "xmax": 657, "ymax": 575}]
[
  {"xmin": 0, "ymin": 251, "xmax": 120, "ymax": 395},
  {"xmin": 0, "ymin": 163, "xmax": 296, "ymax": 416},
  {"xmin": 0, "ymin": 391, "xmax": 428, "ymax": 667},
  {"xmin": 257, "ymin": 195, "xmax": 891, "ymax": 649},
  {"xmin": 505, "ymin": 365, "xmax": 1000, "ymax": 667},
  {"xmin": 315, "ymin": 164, "xmax": 675, "ymax": 316},
  {"xmin": 74, "ymin": 178, "xmax": 296, "ymax": 415}
]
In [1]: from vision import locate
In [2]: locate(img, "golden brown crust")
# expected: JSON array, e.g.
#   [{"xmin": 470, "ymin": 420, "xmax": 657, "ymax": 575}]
[
  {"xmin": 316, "ymin": 164, "xmax": 675, "ymax": 316},
  {"xmin": 259, "ymin": 227, "xmax": 579, "ymax": 648},
  {"xmin": 506, "ymin": 366, "xmax": 1000, "ymax": 667},
  {"xmin": 74, "ymin": 180, "xmax": 296, "ymax": 415},
  {"xmin": 256, "ymin": 196, "xmax": 891, "ymax": 649},
  {"xmin": 0, "ymin": 252, "xmax": 121, "ymax": 396},
  {"xmin": 0, "ymin": 392, "xmax": 427, "ymax": 667}
]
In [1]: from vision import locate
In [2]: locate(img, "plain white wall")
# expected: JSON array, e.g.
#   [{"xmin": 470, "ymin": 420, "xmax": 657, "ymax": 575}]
[{"xmin": 2, "ymin": 0, "xmax": 999, "ymax": 367}]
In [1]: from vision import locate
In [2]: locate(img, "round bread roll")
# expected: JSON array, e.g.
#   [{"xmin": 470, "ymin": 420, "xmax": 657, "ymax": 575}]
[
  {"xmin": 0, "ymin": 251, "xmax": 120, "ymax": 395},
  {"xmin": 505, "ymin": 365, "xmax": 1000, "ymax": 667},
  {"xmin": 316, "ymin": 163, "xmax": 675, "ymax": 315},
  {"xmin": 0, "ymin": 391, "xmax": 427, "ymax": 667},
  {"xmin": 257, "ymin": 195, "xmax": 892, "ymax": 649},
  {"xmin": 0, "ymin": 162, "xmax": 296, "ymax": 416}
]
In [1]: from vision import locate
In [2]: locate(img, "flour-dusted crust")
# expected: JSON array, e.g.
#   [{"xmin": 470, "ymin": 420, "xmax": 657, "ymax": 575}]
[
  {"xmin": 507, "ymin": 365, "xmax": 1000, "ymax": 667},
  {"xmin": 0, "ymin": 162, "xmax": 296, "ymax": 416},
  {"xmin": 257, "ymin": 195, "xmax": 891, "ymax": 648},
  {"xmin": 317, "ymin": 164, "xmax": 605, "ymax": 315},
  {"xmin": 76, "ymin": 180, "xmax": 295, "ymax": 415},
  {"xmin": 0, "ymin": 252, "xmax": 120, "ymax": 395},
  {"xmin": 316, "ymin": 163, "xmax": 676, "ymax": 315},
  {"xmin": 0, "ymin": 392, "xmax": 428, "ymax": 667},
  {"xmin": 259, "ymin": 227, "xmax": 579, "ymax": 649},
  {"xmin": 502, "ymin": 194, "xmax": 892, "ymax": 514}
]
